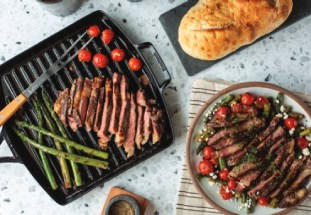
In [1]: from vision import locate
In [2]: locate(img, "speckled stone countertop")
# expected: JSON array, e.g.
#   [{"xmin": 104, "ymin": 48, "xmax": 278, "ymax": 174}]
[{"xmin": 0, "ymin": 1, "xmax": 311, "ymax": 215}]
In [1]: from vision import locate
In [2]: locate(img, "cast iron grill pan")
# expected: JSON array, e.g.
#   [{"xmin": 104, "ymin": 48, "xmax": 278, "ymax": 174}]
[{"xmin": 0, "ymin": 11, "xmax": 174, "ymax": 205}]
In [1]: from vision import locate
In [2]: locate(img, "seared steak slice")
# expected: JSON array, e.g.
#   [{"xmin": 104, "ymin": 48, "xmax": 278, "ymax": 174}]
[
  {"xmin": 98, "ymin": 79, "xmax": 113, "ymax": 149},
  {"xmin": 206, "ymin": 113, "xmax": 251, "ymax": 128},
  {"xmin": 108, "ymin": 73, "xmax": 122, "ymax": 134},
  {"xmin": 67, "ymin": 79, "xmax": 77, "ymax": 116},
  {"xmin": 136, "ymin": 89, "xmax": 147, "ymax": 107},
  {"xmin": 256, "ymin": 126, "xmax": 285, "ymax": 150},
  {"xmin": 135, "ymin": 105, "xmax": 144, "ymax": 149},
  {"xmin": 260, "ymin": 171, "xmax": 283, "ymax": 197},
  {"xmin": 78, "ymin": 78, "xmax": 92, "ymax": 124},
  {"xmin": 248, "ymin": 170, "xmax": 281, "ymax": 198},
  {"xmin": 54, "ymin": 90, "xmax": 64, "ymax": 120},
  {"xmin": 227, "ymin": 148, "xmax": 248, "ymax": 166},
  {"xmin": 115, "ymin": 75, "xmax": 130, "ymax": 147},
  {"xmin": 151, "ymin": 108, "xmax": 164, "ymax": 144},
  {"xmin": 283, "ymin": 159, "xmax": 311, "ymax": 197},
  {"xmin": 60, "ymin": 88, "xmax": 69, "ymax": 127},
  {"xmin": 207, "ymin": 117, "xmax": 265, "ymax": 145},
  {"xmin": 278, "ymin": 187, "xmax": 308, "ymax": 208},
  {"xmin": 229, "ymin": 161, "xmax": 258, "ymax": 179},
  {"xmin": 280, "ymin": 153, "xmax": 294, "ymax": 173},
  {"xmin": 68, "ymin": 77, "xmax": 83, "ymax": 131},
  {"xmin": 258, "ymin": 116, "xmax": 280, "ymax": 142},
  {"xmin": 141, "ymin": 107, "xmax": 152, "ymax": 145},
  {"xmin": 213, "ymin": 142, "xmax": 245, "ymax": 158},
  {"xmin": 270, "ymin": 159, "xmax": 305, "ymax": 199},
  {"xmin": 268, "ymin": 136, "xmax": 286, "ymax": 155},
  {"xmin": 237, "ymin": 171, "xmax": 261, "ymax": 192},
  {"xmin": 85, "ymin": 76, "xmax": 104, "ymax": 132},
  {"xmin": 93, "ymin": 87, "xmax": 105, "ymax": 132},
  {"xmin": 213, "ymin": 137, "xmax": 237, "ymax": 150},
  {"xmin": 124, "ymin": 93, "xmax": 137, "ymax": 157}
]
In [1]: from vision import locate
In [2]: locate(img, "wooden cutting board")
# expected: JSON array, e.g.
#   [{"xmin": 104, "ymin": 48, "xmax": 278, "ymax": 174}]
[{"xmin": 159, "ymin": 0, "xmax": 311, "ymax": 76}]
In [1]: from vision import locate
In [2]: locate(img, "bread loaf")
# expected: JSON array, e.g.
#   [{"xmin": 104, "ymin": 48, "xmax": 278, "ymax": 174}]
[{"xmin": 178, "ymin": 0, "xmax": 293, "ymax": 61}]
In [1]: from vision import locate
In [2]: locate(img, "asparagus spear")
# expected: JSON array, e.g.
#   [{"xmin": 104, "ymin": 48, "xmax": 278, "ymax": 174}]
[
  {"xmin": 219, "ymin": 157, "xmax": 227, "ymax": 170},
  {"xmin": 33, "ymin": 97, "xmax": 58, "ymax": 190},
  {"xmin": 16, "ymin": 121, "xmax": 109, "ymax": 159},
  {"xmin": 14, "ymin": 129, "xmax": 109, "ymax": 169},
  {"xmin": 300, "ymin": 128, "xmax": 311, "ymax": 137},
  {"xmin": 220, "ymin": 95, "xmax": 235, "ymax": 106},
  {"xmin": 40, "ymin": 93, "xmax": 82, "ymax": 187}
]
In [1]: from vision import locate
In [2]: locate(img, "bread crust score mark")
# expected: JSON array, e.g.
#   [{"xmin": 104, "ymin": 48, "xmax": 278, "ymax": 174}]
[{"xmin": 178, "ymin": 0, "xmax": 293, "ymax": 60}]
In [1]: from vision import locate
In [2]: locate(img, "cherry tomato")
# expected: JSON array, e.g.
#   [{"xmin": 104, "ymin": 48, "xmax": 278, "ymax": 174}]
[
  {"xmin": 78, "ymin": 49, "xmax": 92, "ymax": 62},
  {"xmin": 241, "ymin": 93, "xmax": 255, "ymax": 106},
  {"xmin": 202, "ymin": 146, "xmax": 214, "ymax": 160},
  {"xmin": 227, "ymin": 179, "xmax": 237, "ymax": 190},
  {"xmin": 284, "ymin": 117, "xmax": 298, "ymax": 130},
  {"xmin": 297, "ymin": 138, "xmax": 309, "ymax": 149},
  {"xmin": 255, "ymin": 96, "xmax": 269, "ymax": 109},
  {"xmin": 210, "ymin": 157, "xmax": 218, "ymax": 166},
  {"xmin": 258, "ymin": 197, "xmax": 268, "ymax": 206},
  {"xmin": 92, "ymin": 53, "xmax": 108, "ymax": 68},
  {"xmin": 243, "ymin": 105, "xmax": 258, "ymax": 116},
  {"xmin": 221, "ymin": 192, "xmax": 232, "ymax": 200},
  {"xmin": 219, "ymin": 169, "xmax": 229, "ymax": 181},
  {"xmin": 198, "ymin": 160, "xmax": 214, "ymax": 175},
  {"xmin": 111, "ymin": 48, "xmax": 125, "ymax": 62},
  {"xmin": 128, "ymin": 57, "xmax": 142, "ymax": 71},
  {"xmin": 87, "ymin": 25, "xmax": 101, "ymax": 37},
  {"xmin": 101, "ymin": 29, "xmax": 115, "ymax": 44},
  {"xmin": 216, "ymin": 106, "xmax": 231, "ymax": 120},
  {"xmin": 231, "ymin": 103, "xmax": 243, "ymax": 113}
]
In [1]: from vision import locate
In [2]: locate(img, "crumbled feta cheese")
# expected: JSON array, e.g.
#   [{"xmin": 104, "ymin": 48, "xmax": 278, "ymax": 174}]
[
  {"xmin": 302, "ymin": 148, "xmax": 310, "ymax": 156},
  {"xmin": 231, "ymin": 190, "xmax": 236, "ymax": 195},
  {"xmin": 208, "ymin": 181, "xmax": 215, "ymax": 186},
  {"xmin": 306, "ymin": 135, "xmax": 311, "ymax": 142},
  {"xmin": 215, "ymin": 170, "xmax": 219, "ymax": 174},
  {"xmin": 212, "ymin": 175, "xmax": 217, "ymax": 180},
  {"xmin": 283, "ymin": 115, "xmax": 289, "ymax": 120},
  {"xmin": 280, "ymin": 105, "xmax": 285, "ymax": 112},
  {"xmin": 301, "ymin": 126, "xmax": 306, "ymax": 130},
  {"xmin": 225, "ymin": 187, "xmax": 230, "ymax": 193},
  {"xmin": 308, "ymin": 143, "xmax": 311, "ymax": 147},
  {"xmin": 209, "ymin": 172, "xmax": 215, "ymax": 176},
  {"xmin": 256, "ymin": 191, "xmax": 260, "ymax": 196},
  {"xmin": 276, "ymin": 113, "xmax": 283, "ymax": 118},
  {"xmin": 289, "ymin": 128, "xmax": 295, "ymax": 136},
  {"xmin": 237, "ymin": 205, "xmax": 243, "ymax": 210},
  {"xmin": 299, "ymin": 155, "xmax": 303, "ymax": 159},
  {"xmin": 276, "ymin": 100, "xmax": 280, "ymax": 104}
]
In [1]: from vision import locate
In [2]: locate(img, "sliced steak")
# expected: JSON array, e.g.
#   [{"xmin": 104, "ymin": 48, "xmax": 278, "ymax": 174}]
[
  {"xmin": 93, "ymin": 86, "xmax": 105, "ymax": 132},
  {"xmin": 278, "ymin": 187, "xmax": 308, "ymax": 208},
  {"xmin": 78, "ymin": 78, "xmax": 92, "ymax": 125},
  {"xmin": 237, "ymin": 171, "xmax": 261, "ymax": 192},
  {"xmin": 248, "ymin": 170, "xmax": 281, "ymax": 198},
  {"xmin": 256, "ymin": 126, "xmax": 285, "ymax": 150},
  {"xmin": 136, "ymin": 89, "xmax": 147, "ymax": 107},
  {"xmin": 124, "ymin": 93, "xmax": 137, "ymax": 158},
  {"xmin": 213, "ymin": 142, "xmax": 245, "ymax": 158},
  {"xmin": 270, "ymin": 159, "xmax": 305, "ymax": 199},
  {"xmin": 229, "ymin": 161, "xmax": 258, "ymax": 179},
  {"xmin": 115, "ymin": 75, "xmax": 130, "ymax": 147},
  {"xmin": 54, "ymin": 91, "xmax": 63, "ymax": 118},
  {"xmin": 67, "ymin": 79, "xmax": 77, "ymax": 116},
  {"xmin": 108, "ymin": 73, "xmax": 122, "ymax": 135},
  {"xmin": 151, "ymin": 108, "xmax": 164, "ymax": 144},
  {"xmin": 206, "ymin": 113, "xmax": 251, "ymax": 128},
  {"xmin": 135, "ymin": 105, "xmax": 144, "ymax": 149},
  {"xmin": 258, "ymin": 116, "xmax": 280, "ymax": 142},
  {"xmin": 85, "ymin": 76, "xmax": 104, "ymax": 132},
  {"xmin": 213, "ymin": 137, "xmax": 237, "ymax": 150},
  {"xmin": 208, "ymin": 117, "xmax": 265, "ymax": 145},
  {"xmin": 268, "ymin": 136, "xmax": 286, "ymax": 155},
  {"xmin": 141, "ymin": 107, "xmax": 152, "ymax": 145},
  {"xmin": 98, "ymin": 79, "xmax": 113, "ymax": 149},
  {"xmin": 283, "ymin": 159, "xmax": 311, "ymax": 197},
  {"xmin": 68, "ymin": 77, "xmax": 83, "ymax": 131},
  {"xmin": 59, "ymin": 88, "xmax": 69, "ymax": 127}
]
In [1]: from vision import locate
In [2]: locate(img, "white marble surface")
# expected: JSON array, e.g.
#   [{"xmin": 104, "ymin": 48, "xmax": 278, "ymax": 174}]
[{"xmin": 0, "ymin": 0, "xmax": 311, "ymax": 215}]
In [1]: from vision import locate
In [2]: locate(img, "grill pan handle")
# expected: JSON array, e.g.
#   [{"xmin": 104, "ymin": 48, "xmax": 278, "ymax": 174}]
[
  {"xmin": 0, "ymin": 129, "xmax": 22, "ymax": 163},
  {"xmin": 136, "ymin": 42, "xmax": 171, "ymax": 90}
]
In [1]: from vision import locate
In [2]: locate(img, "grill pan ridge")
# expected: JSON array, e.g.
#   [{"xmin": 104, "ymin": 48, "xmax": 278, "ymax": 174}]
[{"xmin": 0, "ymin": 11, "xmax": 174, "ymax": 205}]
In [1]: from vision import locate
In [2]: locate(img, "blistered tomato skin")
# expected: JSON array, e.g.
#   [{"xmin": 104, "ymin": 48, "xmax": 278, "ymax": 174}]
[
  {"xmin": 297, "ymin": 138, "xmax": 308, "ymax": 149},
  {"xmin": 227, "ymin": 179, "xmax": 237, "ymax": 190},
  {"xmin": 78, "ymin": 49, "xmax": 92, "ymax": 62},
  {"xmin": 87, "ymin": 25, "xmax": 101, "ymax": 37},
  {"xmin": 215, "ymin": 106, "xmax": 230, "ymax": 120},
  {"xmin": 258, "ymin": 197, "xmax": 268, "ymax": 206},
  {"xmin": 241, "ymin": 93, "xmax": 255, "ymax": 106},
  {"xmin": 255, "ymin": 96, "xmax": 269, "ymax": 109},
  {"xmin": 202, "ymin": 146, "xmax": 214, "ymax": 159},
  {"xmin": 219, "ymin": 169, "xmax": 229, "ymax": 181},
  {"xmin": 128, "ymin": 57, "xmax": 142, "ymax": 71},
  {"xmin": 111, "ymin": 48, "xmax": 125, "ymax": 62},
  {"xmin": 198, "ymin": 160, "xmax": 214, "ymax": 175},
  {"xmin": 101, "ymin": 29, "xmax": 115, "ymax": 44},
  {"xmin": 92, "ymin": 53, "xmax": 108, "ymax": 68},
  {"xmin": 284, "ymin": 117, "xmax": 298, "ymax": 130}
]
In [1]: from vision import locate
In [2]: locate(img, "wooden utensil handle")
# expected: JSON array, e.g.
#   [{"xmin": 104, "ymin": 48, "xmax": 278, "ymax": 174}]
[{"xmin": 0, "ymin": 94, "xmax": 27, "ymax": 126}]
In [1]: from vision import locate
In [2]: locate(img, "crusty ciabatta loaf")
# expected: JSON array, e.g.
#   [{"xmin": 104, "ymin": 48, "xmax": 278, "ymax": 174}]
[{"xmin": 178, "ymin": 0, "xmax": 293, "ymax": 61}]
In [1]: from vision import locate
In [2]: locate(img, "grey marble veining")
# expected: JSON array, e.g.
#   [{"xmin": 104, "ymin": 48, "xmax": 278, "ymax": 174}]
[{"xmin": 0, "ymin": 0, "xmax": 311, "ymax": 215}]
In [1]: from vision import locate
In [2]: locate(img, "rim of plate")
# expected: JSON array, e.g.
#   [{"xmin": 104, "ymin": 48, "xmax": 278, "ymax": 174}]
[{"xmin": 186, "ymin": 82, "xmax": 311, "ymax": 215}]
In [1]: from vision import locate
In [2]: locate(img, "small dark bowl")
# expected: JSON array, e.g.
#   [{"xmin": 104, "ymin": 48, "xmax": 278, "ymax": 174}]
[{"xmin": 105, "ymin": 195, "xmax": 140, "ymax": 215}]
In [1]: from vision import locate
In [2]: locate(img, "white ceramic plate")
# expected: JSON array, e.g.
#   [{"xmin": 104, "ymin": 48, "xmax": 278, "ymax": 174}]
[{"xmin": 186, "ymin": 82, "xmax": 311, "ymax": 215}]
